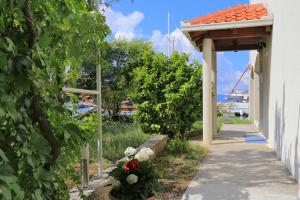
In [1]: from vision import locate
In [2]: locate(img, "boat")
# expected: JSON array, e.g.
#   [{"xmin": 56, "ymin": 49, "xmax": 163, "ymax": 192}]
[
  {"xmin": 223, "ymin": 65, "xmax": 250, "ymax": 117},
  {"xmin": 225, "ymin": 92, "xmax": 249, "ymax": 117}
]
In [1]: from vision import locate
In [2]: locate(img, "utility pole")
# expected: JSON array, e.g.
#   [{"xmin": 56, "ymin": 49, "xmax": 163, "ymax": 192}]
[{"xmin": 168, "ymin": 10, "xmax": 170, "ymax": 57}]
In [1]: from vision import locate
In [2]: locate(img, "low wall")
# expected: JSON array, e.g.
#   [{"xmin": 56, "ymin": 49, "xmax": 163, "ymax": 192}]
[{"xmin": 69, "ymin": 135, "xmax": 168, "ymax": 200}]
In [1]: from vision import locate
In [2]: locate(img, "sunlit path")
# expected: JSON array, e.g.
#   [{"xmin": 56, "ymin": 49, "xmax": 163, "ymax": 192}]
[{"xmin": 182, "ymin": 124, "xmax": 298, "ymax": 200}]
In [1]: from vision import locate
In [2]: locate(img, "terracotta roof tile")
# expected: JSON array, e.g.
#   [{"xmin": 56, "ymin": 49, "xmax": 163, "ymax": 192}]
[{"xmin": 185, "ymin": 3, "xmax": 268, "ymax": 25}]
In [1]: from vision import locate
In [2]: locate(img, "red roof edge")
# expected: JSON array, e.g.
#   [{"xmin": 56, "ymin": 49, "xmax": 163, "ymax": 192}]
[{"xmin": 185, "ymin": 3, "xmax": 268, "ymax": 25}]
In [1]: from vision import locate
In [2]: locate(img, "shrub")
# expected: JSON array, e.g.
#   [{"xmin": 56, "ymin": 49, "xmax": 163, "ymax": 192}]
[
  {"xmin": 110, "ymin": 147, "xmax": 158, "ymax": 200},
  {"xmin": 217, "ymin": 110, "xmax": 223, "ymax": 117},
  {"xmin": 131, "ymin": 52, "xmax": 202, "ymax": 138},
  {"xmin": 165, "ymin": 138, "xmax": 207, "ymax": 160},
  {"xmin": 117, "ymin": 115, "xmax": 135, "ymax": 123},
  {"xmin": 165, "ymin": 139, "xmax": 190, "ymax": 155}
]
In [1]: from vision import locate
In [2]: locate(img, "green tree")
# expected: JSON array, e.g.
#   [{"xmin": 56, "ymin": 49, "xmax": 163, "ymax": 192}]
[
  {"xmin": 0, "ymin": 0, "xmax": 109, "ymax": 199},
  {"xmin": 131, "ymin": 52, "xmax": 202, "ymax": 138},
  {"xmin": 76, "ymin": 40, "xmax": 154, "ymax": 119}
]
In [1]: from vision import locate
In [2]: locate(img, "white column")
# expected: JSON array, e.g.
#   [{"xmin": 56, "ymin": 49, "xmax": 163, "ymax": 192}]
[
  {"xmin": 249, "ymin": 65, "xmax": 254, "ymax": 121},
  {"xmin": 212, "ymin": 50, "xmax": 217, "ymax": 136},
  {"xmin": 254, "ymin": 53, "xmax": 261, "ymax": 129},
  {"xmin": 203, "ymin": 38, "xmax": 213, "ymax": 146}
]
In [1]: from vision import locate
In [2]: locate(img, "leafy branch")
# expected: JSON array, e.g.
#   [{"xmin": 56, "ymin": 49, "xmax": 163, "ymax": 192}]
[{"xmin": 23, "ymin": 0, "xmax": 61, "ymax": 167}]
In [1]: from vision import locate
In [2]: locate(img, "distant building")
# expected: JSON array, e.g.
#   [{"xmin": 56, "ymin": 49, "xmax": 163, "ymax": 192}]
[{"xmin": 119, "ymin": 100, "xmax": 137, "ymax": 116}]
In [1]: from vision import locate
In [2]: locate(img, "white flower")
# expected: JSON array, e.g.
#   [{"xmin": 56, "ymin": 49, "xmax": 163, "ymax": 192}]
[
  {"xmin": 126, "ymin": 174, "xmax": 138, "ymax": 185},
  {"xmin": 124, "ymin": 147, "xmax": 137, "ymax": 156},
  {"xmin": 134, "ymin": 148, "xmax": 154, "ymax": 161}
]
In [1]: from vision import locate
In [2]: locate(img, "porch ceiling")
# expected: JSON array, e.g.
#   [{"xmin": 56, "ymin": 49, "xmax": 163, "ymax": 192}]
[
  {"xmin": 181, "ymin": 3, "xmax": 273, "ymax": 52},
  {"xmin": 193, "ymin": 26, "xmax": 272, "ymax": 51}
]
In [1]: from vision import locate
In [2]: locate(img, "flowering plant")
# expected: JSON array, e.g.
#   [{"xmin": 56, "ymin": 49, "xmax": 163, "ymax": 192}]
[{"xmin": 110, "ymin": 147, "xmax": 158, "ymax": 200}]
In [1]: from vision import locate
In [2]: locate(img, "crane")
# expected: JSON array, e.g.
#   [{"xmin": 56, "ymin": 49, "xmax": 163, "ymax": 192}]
[{"xmin": 230, "ymin": 64, "xmax": 250, "ymax": 94}]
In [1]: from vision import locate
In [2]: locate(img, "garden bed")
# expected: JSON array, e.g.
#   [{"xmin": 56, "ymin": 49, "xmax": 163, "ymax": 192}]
[
  {"xmin": 67, "ymin": 120, "xmax": 207, "ymax": 199},
  {"xmin": 65, "ymin": 121, "xmax": 153, "ymax": 189},
  {"xmin": 152, "ymin": 140, "xmax": 207, "ymax": 199},
  {"xmin": 69, "ymin": 135, "xmax": 168, "ymax": 200}
]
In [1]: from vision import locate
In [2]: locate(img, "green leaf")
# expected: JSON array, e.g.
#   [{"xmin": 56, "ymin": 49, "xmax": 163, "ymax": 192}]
[
  {"xmin": 21, "ymin": 147, "xmax": 32, "ymax": 155},
  {"xmin": 0, "ymin": 16, "xmax": 4, "ymax": 33},
  {"xmin": 15, "ymin": 75, "xmax": 31, "ymax": 92},
  {"xmin": 64, "ymin": 131, "xmax": 70, "ymax": 140},
  {"xmin": 0, "ymin": 149, "xmax": 8, "ymax": 162},
  {"xmin": 34, "ymin": 189, "xmax": 43, "ymax": 200},
  {"xmin": 16, "ymin": 0, "xmax": 25, "ymax": 8},
  {"xmin": 0, "ymin": 1, "xmax": 7, "ymax": 10},
  {"xmin": 0, "ymin": 184, "xmax": 12, "ymax": 200},
  {"xmin": 38, "ymin": 32, "xmax": 51, "ymax": 48},
  {"xmin": 65, "ymin": 123, "xmax": 81, "ymax": 136},
  {"xmin": 17, "ymin": 124, "xmax": 27, "ymax": 133},
  {"xmin": 5, "ymin": 37, "xmax": 15, "ymax": 54},
  {"xmin": 10, "ymin": 183, "xmax": 25, "ymax": 200},
  {"xmin": 0, "ymin": 54, "xmax": 7, "ymax": 71},
  {"xmin": 0, "ymin": 175, "xmax": 17, "ymax": 185},
  {"xmin": 27, "ymin": 156, "xmax": 34, "ymax": 168}
]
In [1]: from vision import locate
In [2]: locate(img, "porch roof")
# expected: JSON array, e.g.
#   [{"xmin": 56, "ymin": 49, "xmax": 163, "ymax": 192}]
[{"xmin": 181, "ymin": 3, "xmax": 273, "ymax": 52}]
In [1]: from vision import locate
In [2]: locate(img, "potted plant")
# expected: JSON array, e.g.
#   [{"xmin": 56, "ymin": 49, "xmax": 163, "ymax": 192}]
[{"xmin": 110, "ymin": 147, "xmax": 158, "ymax": 200}]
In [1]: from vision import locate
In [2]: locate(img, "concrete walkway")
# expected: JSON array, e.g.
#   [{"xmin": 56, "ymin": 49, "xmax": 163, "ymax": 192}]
[{"xmin": 182, "ymin": 124, "xmax": 298, "ymax": 200}]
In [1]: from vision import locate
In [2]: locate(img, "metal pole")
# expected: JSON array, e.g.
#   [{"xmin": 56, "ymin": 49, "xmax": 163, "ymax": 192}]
[
  {"xmin": 81, "ymin": 143, "xmax": 89, "ymax": 188},
  {"xmin": 96, "ymin": 58, "xmax": 103, "ymax": 178},
  {"xmin": 95, "ymin": 0, "xmax": 103, "ymax": 179}
]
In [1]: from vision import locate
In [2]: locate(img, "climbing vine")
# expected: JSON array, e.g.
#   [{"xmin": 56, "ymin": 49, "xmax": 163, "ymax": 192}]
[{"xmin": 0, "ymin": 0, "xmax": 109, "ymax": 199}]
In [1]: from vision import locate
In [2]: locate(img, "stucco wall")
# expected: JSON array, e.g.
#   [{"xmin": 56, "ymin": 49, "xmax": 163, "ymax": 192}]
[
  {"xmin": 249, "ymin": 50, "xmax": 261, "ymax": 129},
  {"xmin": 250, "ymin": 0, "xmax": 300, "ymax": 180}
]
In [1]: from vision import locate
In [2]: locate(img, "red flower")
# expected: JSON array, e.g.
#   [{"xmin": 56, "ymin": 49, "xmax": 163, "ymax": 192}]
[{"xmin": 123, "ymin": 159, "xmax": 140, "ymax": 173}]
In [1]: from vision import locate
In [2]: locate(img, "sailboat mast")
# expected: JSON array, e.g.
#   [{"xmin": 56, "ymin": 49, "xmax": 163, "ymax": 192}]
[{"xmin": 168, "ymin": 10, "xmax": 170, "ymax": 56}]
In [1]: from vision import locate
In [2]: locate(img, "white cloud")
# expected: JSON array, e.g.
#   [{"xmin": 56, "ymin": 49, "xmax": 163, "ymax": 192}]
[
  {"xmin": 104, "ymin": 8, "xmax": 144, "ymax": 40},
  {"xmin": 104, "ymin": 7, "xmax": 201, "ymax": 60},
  {"xmin": 150, "ymin": 29, "xmax": 201, "ymax": 61}
]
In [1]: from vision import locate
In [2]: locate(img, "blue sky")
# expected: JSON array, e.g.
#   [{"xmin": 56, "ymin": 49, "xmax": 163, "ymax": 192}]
[{"xmin": 104, "ymin": 0, "xmax": 250, "ymax": 94}]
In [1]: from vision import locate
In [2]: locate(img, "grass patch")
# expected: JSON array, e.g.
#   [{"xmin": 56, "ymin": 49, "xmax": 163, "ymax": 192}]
[
  {"xmin": 103, "ymin": 123, "xmax": 152, "ymax": 162},
  {"xmin": 89, "ymin": 121, "xmax": 152, "ymax": 163},
  {"xmin": 222, "ymin": 116, "xmax": 252, "ymax": 124},
  {"xmin": 153, "ymin": 139, "xmax": 207, "ymax": 199},
  {"xmin": 189, "ymin": 118, "xmax": 223, "ymax": 138}
]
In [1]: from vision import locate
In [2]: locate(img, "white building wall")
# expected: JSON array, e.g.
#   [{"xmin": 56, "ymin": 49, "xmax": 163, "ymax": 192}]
[
  {"xmin": 249, "ymin": 50, "xmax": 261, "ymax": 129},
  {"xmin": 250, "ymin": 0, "xmax": 300, "ymax": 180}
]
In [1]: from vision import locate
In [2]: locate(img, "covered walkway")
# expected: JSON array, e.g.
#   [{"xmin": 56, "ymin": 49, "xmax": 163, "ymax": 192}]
[{"xmin": 183, "ymin": 124, "xmax": 297, "ymax": 200}]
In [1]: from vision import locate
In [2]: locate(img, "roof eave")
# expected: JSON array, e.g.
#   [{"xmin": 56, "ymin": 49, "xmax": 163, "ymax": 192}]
[
  {"xmin": 180, "ymin": 16, "xmax": 273, "ymax": 33},
  {"xmin": 182, "ymin": 31, "xmax": 199, "ymax": 52}
]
